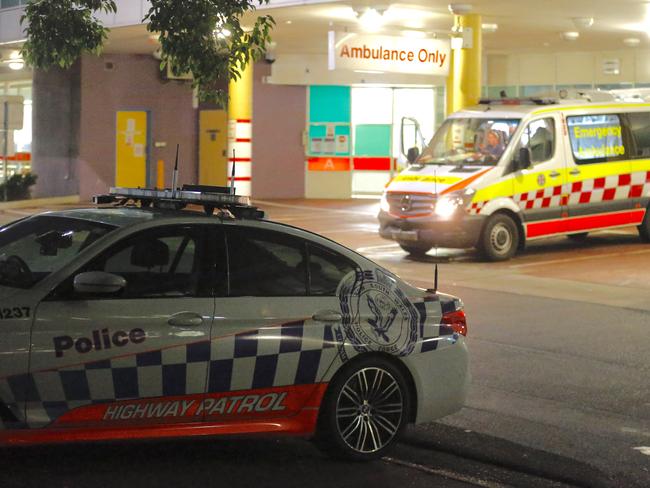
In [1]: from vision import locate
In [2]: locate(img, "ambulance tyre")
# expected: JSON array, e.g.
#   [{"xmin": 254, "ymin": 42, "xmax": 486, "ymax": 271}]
[
  {"xmin": 399, "ymin": 243, "xmax": 432, "ymax": 256},
  {"xmin": 479, "ymin": 213, "xmax": 519, "ymax": 261},
  {"xmin": 638, "ymin": 207, "xmax": 650, "ymax": 242},
  {"xmin": 314, "ymin": 356, "xmax": 410, "ymax": 461},
  {"xmin": 567, "ymin": 232, "xmax": 589, "ymax": 241}
]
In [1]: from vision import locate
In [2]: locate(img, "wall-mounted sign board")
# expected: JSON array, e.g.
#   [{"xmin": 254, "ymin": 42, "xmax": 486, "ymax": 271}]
[{"xmin": 328, "ymin": 32, "xmax": 450, "ymax": 76}]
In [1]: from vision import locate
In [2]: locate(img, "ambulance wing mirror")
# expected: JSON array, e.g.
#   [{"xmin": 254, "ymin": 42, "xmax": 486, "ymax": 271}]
[
  {"xmin": 74, "ymin": 271, "xmax": 126, "ymax": 294},
  {"xmin": 401, "ymin": 116, "xmax": 426, "ymax": 158},
  {"xmin": 514, "ymin": 147, "xmax": 532, "ymax": 171},
  {"xmin": 407, "ymin": 146, "xmax": 420, "ymax": 164}
]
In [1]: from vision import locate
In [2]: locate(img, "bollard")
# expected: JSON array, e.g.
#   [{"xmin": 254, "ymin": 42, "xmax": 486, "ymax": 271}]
[{"xmin": 157, "ymin": 159, "xmax": 165, "ymax": 189}]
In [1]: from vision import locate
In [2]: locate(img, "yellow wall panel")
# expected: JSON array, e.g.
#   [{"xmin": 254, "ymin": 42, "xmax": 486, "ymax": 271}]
[
  {"xmin": 116, "ymin": 111, "xmax": 148, "ymax": 187},
  {"xmin": 199, "ymin": 109, "xmax": 228, "ymax": 186}
]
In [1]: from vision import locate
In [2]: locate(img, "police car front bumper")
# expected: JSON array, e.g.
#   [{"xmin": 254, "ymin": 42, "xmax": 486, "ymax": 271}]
[{"xmin": 378, "ymin": 211, "xmax": 486, "ymax": 249}]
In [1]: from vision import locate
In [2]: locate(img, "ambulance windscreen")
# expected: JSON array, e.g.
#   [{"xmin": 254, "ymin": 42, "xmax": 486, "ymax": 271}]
[{"xmin": 418, "ymin": 118, "xmax": 521, "ymax": 166}]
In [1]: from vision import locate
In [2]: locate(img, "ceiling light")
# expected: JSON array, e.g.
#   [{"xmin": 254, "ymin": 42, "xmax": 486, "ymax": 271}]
[
  {"xmin": 561, "ymin": 31, "xmax": 580, "ymax": 41},
  {"xmin": 286, "ymin": 20, "xmax": 292, "ymax": 24},
  {"xmin": 623, "ymin": 37, "xmax": 641, "ymax": 47},
  {"xmin": 448, "ymin": 4, "xmax": 473, "ymax": 16},
  {"xmin": 8, "ymin": 61, "xmax": 24, "ymax": 70},
  {"xmin": 572, "ymin": 17, "xmax": 594, "ymax": 29},
  {"xmin": 481, "ymin": 23, "xmax": 498, "ymax": 33},
  {"xmin": 401, "ymin": 30, "xmax": 427, "ymax": 39},
  {"xmin": 359, "ymin": 7, "xmax": 384, "ymax": 33}
]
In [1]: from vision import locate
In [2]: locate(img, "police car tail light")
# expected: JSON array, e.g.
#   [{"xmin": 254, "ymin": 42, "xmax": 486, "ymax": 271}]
[{"xmin": 441, "ymin": 309, "xmax": 467, "ymax": 336}]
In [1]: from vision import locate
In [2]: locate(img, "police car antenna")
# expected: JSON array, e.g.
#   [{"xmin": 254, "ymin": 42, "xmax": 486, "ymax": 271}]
[
  {"xmin": 171, "ymin": 144, "xmax": 180, "ymax": 198},
  {"xmin": 433, "ymin": 167, "xmax": 439, "ymax": 293},
  {"xmin": 230, "ymin": 149, "xmax": 236, "ymax": 195}
]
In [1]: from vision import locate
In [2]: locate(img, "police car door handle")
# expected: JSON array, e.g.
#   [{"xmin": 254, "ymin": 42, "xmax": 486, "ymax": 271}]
[
  {"xmin": 549, "ymin": 171, "xmax": 561, "ymax": 177},
  {"xmin": 569, "ymin": 168, "xmax": 581, "ymax": 176},
  {"xmin": 168, "ymin": 312, "xmax": 204, "ymax": 327},
  {"xmin": 312, "ymin": 311, "xmax": 342, "ymax": 322}
]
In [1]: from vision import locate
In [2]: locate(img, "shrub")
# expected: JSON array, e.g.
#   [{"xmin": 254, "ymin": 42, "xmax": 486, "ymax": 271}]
[{"xmin": 0, "ymin": 173, "xmax": 38, "ymax": 201}]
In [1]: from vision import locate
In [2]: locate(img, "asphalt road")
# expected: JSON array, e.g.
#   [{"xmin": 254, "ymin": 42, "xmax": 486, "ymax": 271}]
[{"xmin": 1, "ymin": 199, "xmax": 649, "ymax": 487}]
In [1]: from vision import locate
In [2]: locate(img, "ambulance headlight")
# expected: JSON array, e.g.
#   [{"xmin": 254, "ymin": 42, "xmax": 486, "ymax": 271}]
[{"xmin": 434, "ymin": 189, "xmax": 475, "ymax": 219}]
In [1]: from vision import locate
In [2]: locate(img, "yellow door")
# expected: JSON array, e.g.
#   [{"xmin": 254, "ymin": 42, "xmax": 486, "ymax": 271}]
[
  {"xmin": 116, "ymin": 111, "xmax": 148, "ymax": 187},
  {"xmin": 199, "ymin": 109, "xmax": 228, "ymax": 186}
]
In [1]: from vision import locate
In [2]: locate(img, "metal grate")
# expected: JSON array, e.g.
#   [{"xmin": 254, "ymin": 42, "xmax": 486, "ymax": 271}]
[{"xmin": 386, "ymin": 192, "xmax": 436, "ymax": 217}]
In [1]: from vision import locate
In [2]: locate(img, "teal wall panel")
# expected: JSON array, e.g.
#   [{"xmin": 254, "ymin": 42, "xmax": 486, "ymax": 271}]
[
  {"xmin": 354, "ymin": 124, "xmax": 391, "ymax": 156},
  {"xmin": 309, "ymin": 86, "xmax": 351, "ymax": 123}
]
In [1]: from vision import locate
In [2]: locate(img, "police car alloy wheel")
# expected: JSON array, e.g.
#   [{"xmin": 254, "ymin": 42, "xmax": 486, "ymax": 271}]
[
  {"xmin": 315, "ymin": 357, "xmax": 410, "ymax": 460},
  {"xmin": 399, "ymin": 243, "xmax": 432, "ymax": 257},
  {"xmin": 480, "ymin": 213, "xmax": 519, "ymax": 261}
]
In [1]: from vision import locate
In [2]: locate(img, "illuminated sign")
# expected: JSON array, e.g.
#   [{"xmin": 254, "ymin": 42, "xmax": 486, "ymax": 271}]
[{"xmin": 328, "ymin": 32, "xmax": 450, "ymax": 76}]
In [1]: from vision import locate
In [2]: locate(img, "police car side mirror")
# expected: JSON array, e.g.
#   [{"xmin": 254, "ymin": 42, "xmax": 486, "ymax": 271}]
[
  {"xmin": 74, "ymin": 271, "xmax": 126, "ymax": 295},
  {"xmin": 407, "ymin": 146, "xmax": 420, "ymax": 164},
  {"xmin": 515, "ymin": 147, "xmax": 532, "ymax": 171}
]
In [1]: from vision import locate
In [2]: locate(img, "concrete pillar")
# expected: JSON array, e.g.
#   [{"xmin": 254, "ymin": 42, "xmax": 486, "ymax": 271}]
[
  {"xmin": 446, "ymin": 13, "xmax": 482, "ymax": 115},
  {"xmin": 31, "ymin": 63, "xmax": 81, "ymax": 197},
  {"xmin": 227, "ymin": 63, "xmax": 253, "ymax": 196}
]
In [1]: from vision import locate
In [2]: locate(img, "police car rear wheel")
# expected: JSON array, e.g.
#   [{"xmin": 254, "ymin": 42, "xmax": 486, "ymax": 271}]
[
  {"xmin": 479, "ymin": 214, "xmax": 519, "ymax": 261},
  {"xmin": 316, "ymin": 357, "xmax": 409, "ymax": 461},
  {"xmin": 399, "ymin": 243, "xmax": 432, "ymax": 256}
]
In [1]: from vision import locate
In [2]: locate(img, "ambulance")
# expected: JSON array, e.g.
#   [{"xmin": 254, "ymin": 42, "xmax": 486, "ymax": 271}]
[{"xmin": 379, "ymin": 98, "xmax": 650, "ymax": 260}]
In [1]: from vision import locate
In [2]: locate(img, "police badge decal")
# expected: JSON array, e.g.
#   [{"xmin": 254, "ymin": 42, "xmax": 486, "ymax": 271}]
[{"xmin": 337, "ymin": 269, "xmax": 420, "ymax": 357}]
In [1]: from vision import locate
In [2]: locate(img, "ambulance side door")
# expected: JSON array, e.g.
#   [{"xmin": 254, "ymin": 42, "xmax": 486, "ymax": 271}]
[
  {"xmin": 28, "ymin": 224, "xmax": 215, "ymax": 430},
  {"xmin": 511, "ymin": 115, "xmax": 567, "ymax": 235}
]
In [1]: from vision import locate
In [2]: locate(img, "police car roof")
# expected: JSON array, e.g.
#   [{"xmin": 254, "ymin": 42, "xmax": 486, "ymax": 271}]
[{"xmin": 41, "ymin": 207, "xmax": 212, "ymax": 228}]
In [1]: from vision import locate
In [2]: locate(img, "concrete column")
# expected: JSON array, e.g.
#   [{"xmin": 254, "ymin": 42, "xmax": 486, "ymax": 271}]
[
  {"xmin": 227, "ymin": 63, "xmax": 253, "ymax": 196},
  {"xmin": 446, "ymin": 13, "xmax": 482, "ymax": 114},
  {"xmin": 31, "ymin": 63, "xmax": 81, "ymax": 197}
]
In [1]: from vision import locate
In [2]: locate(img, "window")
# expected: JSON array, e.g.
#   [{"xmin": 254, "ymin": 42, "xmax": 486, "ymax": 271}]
[
  {"xmin": 83, "ymin": 226, "xmax": 208, "ymax": 299},
  {"xmin": 567, "ymin": 114, "xmax": 627, "ymax": 164},
  {"xmin": 227, "ymin": 227, "xmax": 307, "ymax": 297},
  {"xmin": 625, "ymin": 112, "xmax": 650, "ymax": 159},
  {"xmin": 517, "ymin": 118, "xmax": 555, "ymax": 164},
  {"xmin": 308, "ymin": 244, "xmax": 359, "ymax": 296},
  {"xmin": 0, "ymin": 216, "xmax": 114, "ymax": 289}
]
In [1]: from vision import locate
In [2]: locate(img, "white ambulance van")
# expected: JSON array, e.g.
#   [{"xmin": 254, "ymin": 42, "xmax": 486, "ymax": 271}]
[{"xmin": 379, "ymin": 98, "xmax": 650, "ymax": 261}]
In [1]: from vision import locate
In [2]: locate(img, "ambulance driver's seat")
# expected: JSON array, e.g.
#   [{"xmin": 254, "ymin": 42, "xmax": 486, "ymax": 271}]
[{"xmin": 529, "ymin": 126, "xmax": 553, "ymax": 162}]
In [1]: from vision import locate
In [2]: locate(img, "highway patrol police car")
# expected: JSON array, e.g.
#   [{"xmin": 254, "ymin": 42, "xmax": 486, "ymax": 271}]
[
  {"xmin": 0, "ymin": 186, "xmax": 469, "ymax": 459},
  {"xmin": 380, "ymin": 98, "xmax": 650, "ymax": 260}
]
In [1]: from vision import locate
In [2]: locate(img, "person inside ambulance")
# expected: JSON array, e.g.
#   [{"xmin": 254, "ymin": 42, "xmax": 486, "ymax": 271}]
[{"xmin": 481, "ymin": 130, "xmax": 506, "ymax": 159}]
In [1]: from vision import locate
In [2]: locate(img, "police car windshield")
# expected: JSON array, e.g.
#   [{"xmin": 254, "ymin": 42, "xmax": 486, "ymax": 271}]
[
  {"xmin": 0, "ymin": 216, "xmax": 115, "ymax": 289},
  {"xmin": 418, "ymin": 117, "xmax": 521, "ymax": 166}
]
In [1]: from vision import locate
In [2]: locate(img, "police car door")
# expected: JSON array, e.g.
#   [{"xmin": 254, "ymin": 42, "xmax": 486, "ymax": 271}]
[
  {"xmin": 512, "ymin": 115, "xmax": 568, "ymax": 236},
  {"xmin": 202, "ymin": 224, "xmax": 356, "ymax": 423},
  {"xmin": 29, "ymin": 224, "xmax": 215, "ymax": 430}
]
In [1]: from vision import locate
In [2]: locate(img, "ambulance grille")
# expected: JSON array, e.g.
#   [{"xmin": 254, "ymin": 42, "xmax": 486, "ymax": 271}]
[{"xmin": 386, "ymin": 192, "xmax": 436, "ymax": 217}]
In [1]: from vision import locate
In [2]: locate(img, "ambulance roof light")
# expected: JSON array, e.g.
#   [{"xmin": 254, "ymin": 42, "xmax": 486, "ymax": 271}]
[{"xmin": 478, "ymin": 97, "xmax": 558, "ymax": 106}]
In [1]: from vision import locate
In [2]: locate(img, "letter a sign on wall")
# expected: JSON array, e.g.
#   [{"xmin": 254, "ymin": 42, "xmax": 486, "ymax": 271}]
[{"xmin": 328, "ymin": 32, "xmax": 450, "ymax": 76}]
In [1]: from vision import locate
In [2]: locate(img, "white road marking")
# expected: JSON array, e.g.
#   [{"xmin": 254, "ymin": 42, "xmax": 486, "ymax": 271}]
[
  {"xmin": 509, "ymin": 248, "xmax": 650, "ymax": 269},
  {"xmin": 383, "ymin": 457, "xmax": 509, "ymax": 488},
  {"xmin": 633, "ymin": 446, "xmax": 650, "ymax": 456},
  {"xmin": 254, "ymin": 199, "xmax": 378, "ymax": 216},
  {"xmin": 356, "ymin": 243, "xmax": 401, "ymax": 253},
  {"xmin": 622, "ymin": 427, "xmax": 650, "ymax": 437}
]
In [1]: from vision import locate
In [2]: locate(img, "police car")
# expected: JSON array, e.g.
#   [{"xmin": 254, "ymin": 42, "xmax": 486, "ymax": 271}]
[{"xmin": 0, "ymin": 186, "xmax": 469, "ymax": 460}]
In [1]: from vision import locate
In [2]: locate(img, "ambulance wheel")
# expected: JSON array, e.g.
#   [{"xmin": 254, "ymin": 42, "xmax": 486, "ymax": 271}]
[
  {"xmin": 399, "ymin": 243, "xmax": 432, "ymax": 256},
  {"xmin": 479, "ymin": 213, "xmax": 519, "ymax": 261},
  {"xmin": 638, "ymin": 208, "xmax": 650, "ymax": 242},
  {"xmin": 567, "ymin": 232, "xmax": 589, "ymax": 241},
  {"xmin": 315, "ymin": 356, "xmax": 410, "ymax": 461}
]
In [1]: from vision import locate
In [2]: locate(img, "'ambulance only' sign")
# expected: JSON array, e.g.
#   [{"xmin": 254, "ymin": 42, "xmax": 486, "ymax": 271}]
[{"xmin": 328, "ymin": 32, "xmax": 451, "ymax": 76}]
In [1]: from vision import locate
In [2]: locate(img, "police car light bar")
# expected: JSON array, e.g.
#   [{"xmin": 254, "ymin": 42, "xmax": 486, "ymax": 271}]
[{"xmin": 93, "ymin": 185, "xmax": 265, "ymax": 219}]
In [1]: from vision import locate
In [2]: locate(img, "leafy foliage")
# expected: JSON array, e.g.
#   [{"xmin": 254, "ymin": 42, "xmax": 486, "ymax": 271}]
[
  {"xmin": 145, "ymin": 0, "xmax": 275, "ymax": 105},
  {"xmin": 1, "ymin": 173, "xmax": 38, "ymax": 201},
  {"xmin": 21, "ymin": 1, "xmax": 117, "ymax": 69}
]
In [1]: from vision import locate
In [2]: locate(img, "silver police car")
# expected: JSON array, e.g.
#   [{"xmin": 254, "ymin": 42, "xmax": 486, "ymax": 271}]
[{"xmin": 0, "ymin": 188, "xmax": 469, "ymax": 460}]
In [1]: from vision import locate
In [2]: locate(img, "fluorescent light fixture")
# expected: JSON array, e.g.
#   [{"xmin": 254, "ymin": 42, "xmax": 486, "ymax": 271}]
[
  {"xmin": 623, "ymin": 37, "xmax": 641, "ymax": 47},
  {"xmin": 482, "ymin": 23, "xmax": 498, "ymax": 33},
  {"xmin": 354, "ymin": 69, "xmax": 385, "ymax": 74},
  {"xmin": 448, "ymin": 3, "xmax": 473, "ymax": 15},
  {"xmin": 359, "ymin": 7, "xmax": 384, "ymax": 32},
  {"xmin": 8, "ymin": 61, "xmax": 24, "ymax": 70},
  {"xmin": 572, "ymin": 17, "xmax": 594, "ymax": 29},
  {"xmin": 561, "ymin": 31, "xmax": 580, "ymax": 41}
]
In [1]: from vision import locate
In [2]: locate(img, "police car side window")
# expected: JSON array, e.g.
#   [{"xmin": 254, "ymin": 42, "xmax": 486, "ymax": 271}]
[
  {"xmin": 227, "ymin": 227, "xmax": 308, "ymax": 297},
  {"xmin": 80, "ymin": 226, "xmax": 209, "ymax": 299},
  {"xmin": 308, "ymin": 244, "xmax": 359, "ymax": 296},
  {"xmin": 518, "ymin": 118, "xmax": 555, "ymax": 164}
]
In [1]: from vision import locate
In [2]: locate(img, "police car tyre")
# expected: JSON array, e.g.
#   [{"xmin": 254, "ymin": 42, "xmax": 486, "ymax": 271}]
[
  {"xmin": 315, "ymin": 356, "xmax": 410, "ymax": 461},
  {"xmin": 567, "ymin": 232, "xmax": 589, "ymax": 241},
  {"xmin": 399, "ymin": 243, "xmax": 432, "ymax": 256},
  {"xmin": 479, "ymin": 213, "xmax": 519, "ymax": 261},
  {"xmin": 638, "ymin": 207, "xmax": 650, "ymax": 242}
]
